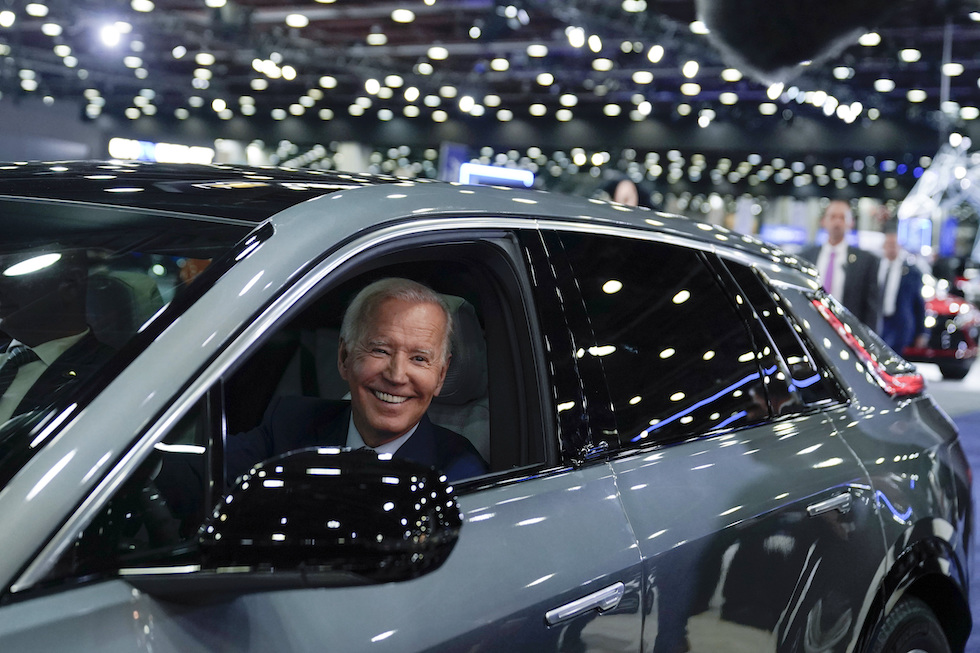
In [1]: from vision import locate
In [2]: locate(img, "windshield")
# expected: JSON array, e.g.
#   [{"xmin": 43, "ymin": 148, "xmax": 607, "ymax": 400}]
[{"xmin": 0, "ymin": 197, "xmax": 255, "ymax": 486}]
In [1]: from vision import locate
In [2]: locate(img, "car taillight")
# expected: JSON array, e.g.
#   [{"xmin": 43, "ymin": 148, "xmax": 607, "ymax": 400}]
[{"xmin": 811, "ymin": 299, "xmax": 925, "ymax": 397}]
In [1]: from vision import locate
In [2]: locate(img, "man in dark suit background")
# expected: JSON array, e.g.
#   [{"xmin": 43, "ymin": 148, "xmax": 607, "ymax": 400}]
[
  {"xmin": 877, "ymin": 228, "xmax": 929, "ymax": 353},
  {"xmin": 800, "ymin": 200, "xmax": 882, "ymax": 329},
  {"xmin": 226, "ymin": 277, "xmax": 488, "ymax": 483},
  {"xmin": 0, "ymin": 249, "xmax": 115, "ymax": 423}
]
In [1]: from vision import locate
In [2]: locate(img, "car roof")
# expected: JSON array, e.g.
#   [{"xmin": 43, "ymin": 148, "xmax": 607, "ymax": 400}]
[{"xmin": 0, "ymin": 160, "xmax": 813, "ymax": 278}]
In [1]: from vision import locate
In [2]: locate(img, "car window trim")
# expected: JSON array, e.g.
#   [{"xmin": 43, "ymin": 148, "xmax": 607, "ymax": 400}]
[{"xmin": 9, "ymin": 217, "xmax": 549, "ymax": 595}]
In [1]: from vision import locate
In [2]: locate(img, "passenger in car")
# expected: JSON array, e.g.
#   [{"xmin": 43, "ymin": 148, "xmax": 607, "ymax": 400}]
[
  {"xmin": 0, "ymin": 249, "xmax": 115, "ymax": 423},
  {"xmin": 226, "ymin": 277, "xmax": 489, "ymax": 483}
]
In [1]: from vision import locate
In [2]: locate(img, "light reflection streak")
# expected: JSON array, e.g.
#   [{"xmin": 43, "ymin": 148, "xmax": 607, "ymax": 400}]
[
  {"xmin": 876, "ymin": 490, "xmax": 913, "ymax": 522},
  {"xmin": 632, "ymin": 371, "xmax": 761, "ymax": 442}
]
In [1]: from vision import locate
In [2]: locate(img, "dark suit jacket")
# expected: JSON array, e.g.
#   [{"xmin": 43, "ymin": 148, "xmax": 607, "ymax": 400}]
[
  {"xmin": 8, "ymin": 332, "xmax": 116, "ymax": 417},
  {"xmin": 800, "ymin": 244, "xmax": 881, "ymax": 329},
  {"xmin": 226, "ymin": 396, "xmax": 489, "ymax": 483},
  {"xmin": 879, "ymin": 261, "xmax": 928, "ymax": 352}
]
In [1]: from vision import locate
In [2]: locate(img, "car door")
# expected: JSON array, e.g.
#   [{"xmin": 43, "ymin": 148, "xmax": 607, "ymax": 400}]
[
  {"xmin": 0, "ymin": 218, "xmax": 644, "ymax": 652},
  {"xmin": 542, "ymin": 226, "xmax": 887, "ymax": 653}
]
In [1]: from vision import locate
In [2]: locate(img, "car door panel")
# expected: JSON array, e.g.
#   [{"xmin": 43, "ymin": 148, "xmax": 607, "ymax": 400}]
[{"xmin": 0, "ymin": 464, "xmax": 642, "ymax": 652}]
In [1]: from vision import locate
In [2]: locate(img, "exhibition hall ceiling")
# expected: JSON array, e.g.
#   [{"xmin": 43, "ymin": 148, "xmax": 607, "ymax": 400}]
[{"xmin": 3, "ymin": 0, "xmax": 980, "ymax": 160}]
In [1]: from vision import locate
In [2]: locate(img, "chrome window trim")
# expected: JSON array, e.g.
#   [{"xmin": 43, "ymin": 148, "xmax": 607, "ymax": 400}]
[{"xmin": 12, "ymin": 215, "xmax": 540, "ymax": 594}]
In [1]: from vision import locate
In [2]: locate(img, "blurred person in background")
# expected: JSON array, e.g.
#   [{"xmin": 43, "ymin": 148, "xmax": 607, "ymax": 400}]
[
  {"xmin": 800, "ymin": 200, "xmax": 881, "ymax": 329},
  {"xmin": 878, "ymin": 226, "xmax": 929, "ymax": 352}
]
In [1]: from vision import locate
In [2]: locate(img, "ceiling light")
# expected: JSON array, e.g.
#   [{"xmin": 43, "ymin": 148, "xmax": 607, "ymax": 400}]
[
  {"xmin": 623, "ymin": 0, "xmax": 647, "ymax": 12},
  {"xmin": 100, "ymin": 25, "xmax": 123, "ymax": 47},
  {"xmin": 527, "ymin": 44, "xmax": 548, "ymax": 58},
  {"xmin": 943, "ymin": 62, "xmax": 964, "ymax": 76},
  {"xmin": 392, "ymin": 9, "xmax": 415, "ymax": 23},
  {"xmin": 432, "ymin": 110, "xmax": 448, "ymax": 123},
  {"xmin": 415, "ymin": 62, "xmax": 434, "ymax": 75},
  {"xmin": 490, "ymin": 58, "xmax": 509, "ymax": 71},
  {"xmin": 484, "ymin": 94, "xmax": 500, "ymax": 107},
  {"xmin": 131, "ymin": 0, "xmax": 154, "ymax": 11},
  {"xmin": 858, "ymin": 32, "xmax": 880, "ymax": 46},
  {"xmin": 604, "ymin": 104, "xmax": 621, "ymax": 117},
  {"xmin": 759, "ymin": 103, "xmax": 778, "ymax": 115},
  {"xmin": 720, "ymin": 92, "xmax": 738, "ymax": 105},
  {"xmin": 721, "ymin": 68, "xmax": 742, "ymax": 82},
  {"xmin": 497, "ymin": 109, "xmax": 513, "ymax": 122},
  {"xmin": 900, "ymin": 48, "xmax": 921, "ymax": 62},
  {"xmin": 404, "ymin": 86, "xmax": 420, "ymax": 102},
  {"xmin": 680, "ymin": 83, "xmax": 700, "ymax": 96},
  {"xmin": 537, "ymin": 72, "xmax": 554, "ymax": 85},
  {"xmin": 365, "ymin": 78, "xmax": 381, "ymax": 94},
  {"xmin": 424, "ymin": 95, "xmax": 440, "ymax": 107},
  {"xmin": 766, "ymin": 83, "xmax": 784, "ymax": 100},
  {"xmin": 205, "ymin": 0, "xmax": 226, "ymax": 7},
  {"xmin": 172, "ymin": 46, "xmax": 186, "ymax": 59},
  {"xmin": 557, "ymin": 108, "xmax": 573, "ymax": 122},
  {"xmin": 404, "ymin": 105, "xmax": 420, "ymax": 118},
  {"xmin": 689, "ymin": 20, "xmax": 709, "ymax": 34},
  {"xmin": 588, "ymin": 35, "xmax": 602, "ymax": 52},
  {"xmin": 319, "ymin": 108, "xmax": 334, "ymax": 120},
  {"xmin": 682, "ymin": 60, "xmax": 699, "ymax": 78},
  {"xmin": 633, "ymin": 70, "xmax": 654, "ymax": 84},
  {"xmin": 251, "ymin": 78, "xmax": 269, "ymax": 91},
  {"xmin": 285, "ymin": 14, "xmax": 309, "ymax": 28},
  {"xmin": 319, "ymin": 75, "xmax": 337, "ymax": 88},
  {"xmin": 874, "ymin": 78, "xmax": 895, "ymax": 92},
  {"xmin": 907, "ymin": 89, "xmax": 927, "ymax": 102},
  {"xmin": 428, "ymin": 46, "xmax": 449, "ymax": 60},
  {"xmin": 41, "ymin": 23, "xmax": 61, "ymax": 36},
  {"xmin": 529, "ymin": 104, "xmax": 547, "ymax": 117},
  {"xmin": 560, "ymin": 94, "xmax": 578, "ymax": 107},
  {"xmin": 195, "ymin": 52, "xmax": 215, "ymax": 66},
  {"xmin": 439, "ymin": 85, "xmax": 457, "ymax": 98},
  {"xmin": 459, "ymin": 95, "xmax": 475, "ymax": 112},
  {"xmin": 833, "ymin": 66, "xmax": 854, "ymax": 80},
  {"xmin": 676, "ymin": 103, "xmax": 691, "ymax": 116},
  {"xmin": 592, "ymin": 58, "xmax": 614, "ymax": 72},
  {"xmin": 0, "ymin": 11, "xmax": 14, "ymax": 27},
  {"xmin": 961, "ymin": 107, "xmax": 979, "ymax": 120},
  {"xmin": 26, "ymin": 3, "xmax": 48, "ymax": 17},
  {"xmin": 647, "ymin": 44, "xmax": 664, "ymax": 63},
  {"xmin": 566, "ymin": 26, "xmax": 586, "ymax": 48}
]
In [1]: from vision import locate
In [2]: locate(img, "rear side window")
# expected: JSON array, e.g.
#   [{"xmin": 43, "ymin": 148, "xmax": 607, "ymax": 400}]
[
  {"xmin": 723, "ymin": 262, "xmax": 847, "ymax": 409},
  {"xmin": 553, "ymin": 231, "xmax": 769, "ymax": 447}
]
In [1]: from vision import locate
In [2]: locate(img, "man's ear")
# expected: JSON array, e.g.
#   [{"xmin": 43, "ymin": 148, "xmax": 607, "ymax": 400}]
[{"xmin": 337, "ymin": 339, "xmax": 349, "ymax": 381}]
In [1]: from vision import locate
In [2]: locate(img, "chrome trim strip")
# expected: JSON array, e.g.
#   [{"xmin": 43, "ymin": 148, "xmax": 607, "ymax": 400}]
[{"xmin": 545, "ymin": 581, "xmax": 625, "ymax": 626}]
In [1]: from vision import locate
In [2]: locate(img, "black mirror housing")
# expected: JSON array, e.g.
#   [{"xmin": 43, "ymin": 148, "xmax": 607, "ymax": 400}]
[{"xmin": 200, "ymin": 448, "xmax": 462, "ymax": 583}]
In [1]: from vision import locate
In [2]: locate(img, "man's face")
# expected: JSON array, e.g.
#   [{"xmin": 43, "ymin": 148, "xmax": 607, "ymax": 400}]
[
  {"xmin": 338, "ymin": 297, "xmax": 449, "ymax": 447},
  {"xmin": 613, "ymin": 180, "xmax": 639, "ymax": 207},
  {"xmin": 821, "ymin": 201, "xmax": 851, "ymax": 245}
]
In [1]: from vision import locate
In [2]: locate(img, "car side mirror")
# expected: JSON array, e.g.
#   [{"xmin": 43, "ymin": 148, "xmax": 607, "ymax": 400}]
[{"xmin": 129, "ymin": 448, "xmax": 461, "ymax": 601}]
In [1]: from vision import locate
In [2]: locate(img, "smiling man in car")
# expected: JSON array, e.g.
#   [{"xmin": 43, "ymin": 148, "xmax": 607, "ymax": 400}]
[{"xmin": 225, "ymin": 277, "xmax": 488, "ymax": 483}]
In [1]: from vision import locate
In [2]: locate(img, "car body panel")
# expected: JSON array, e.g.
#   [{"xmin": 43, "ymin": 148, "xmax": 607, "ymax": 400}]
[{"xmin": 0, "ymin": 465, "xmax": 644, "ymax": 652}]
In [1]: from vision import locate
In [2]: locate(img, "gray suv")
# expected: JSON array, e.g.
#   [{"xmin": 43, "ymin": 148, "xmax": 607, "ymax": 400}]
[{"xmin": 0, "ymin": 162, "xmax": 970, "ymax": 653}]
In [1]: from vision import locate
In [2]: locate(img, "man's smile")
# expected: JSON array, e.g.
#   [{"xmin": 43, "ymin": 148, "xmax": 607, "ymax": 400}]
[{"xmin": 373, "ymin": 389, "xmax": 409, "ymax": 404}]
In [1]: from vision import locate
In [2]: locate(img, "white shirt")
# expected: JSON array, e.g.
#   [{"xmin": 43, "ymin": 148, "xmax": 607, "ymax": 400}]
[
  {"xmin": 345, "ymin": 415, "xmax": 418, "ymax": 456},
  {"xmin": 0, "ymin": 330, "xmax": 89, "ymax": 423},
  {"xmin": 816, "ymin": 241, "xmax": 848, "ymax": 300}
]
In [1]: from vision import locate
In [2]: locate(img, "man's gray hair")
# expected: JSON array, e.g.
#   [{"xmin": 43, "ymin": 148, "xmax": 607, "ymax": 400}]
[{"xmin": 340, "ymin": 277, "xmax": 454, "ymax": 364}]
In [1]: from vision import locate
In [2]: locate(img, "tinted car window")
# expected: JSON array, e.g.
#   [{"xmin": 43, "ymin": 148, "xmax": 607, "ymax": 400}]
[
  {"xmin": 555, "ymin": 231, "xmax": 769, "ymax": 447},
  {"xmin": 723, "ymin": 261, "xmax": 846, "ymax": 409}
]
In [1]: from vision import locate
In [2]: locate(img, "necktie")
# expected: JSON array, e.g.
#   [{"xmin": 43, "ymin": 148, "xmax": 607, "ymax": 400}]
[
  {"xmin": 824, "ymin": 249, "xmax": 836, "ymax": 293},
  {"xmin": 0, "ymin": 345, "xmax": 39, "ymax": 397}
]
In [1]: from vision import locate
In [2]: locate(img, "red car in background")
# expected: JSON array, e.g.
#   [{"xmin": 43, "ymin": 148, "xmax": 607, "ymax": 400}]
[{"xmin": 903, "ymin": 279, "xmax": 980, "ymax": 379}]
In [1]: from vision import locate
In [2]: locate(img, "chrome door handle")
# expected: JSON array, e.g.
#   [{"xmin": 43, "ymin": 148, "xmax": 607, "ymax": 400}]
[
  {"xmin": 807, "ymin": 491, "xmax": 852, "ymax": 517},
  {"xmin": 545, "ymin": 582, "xmax": 625, "ymax": 626}
]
